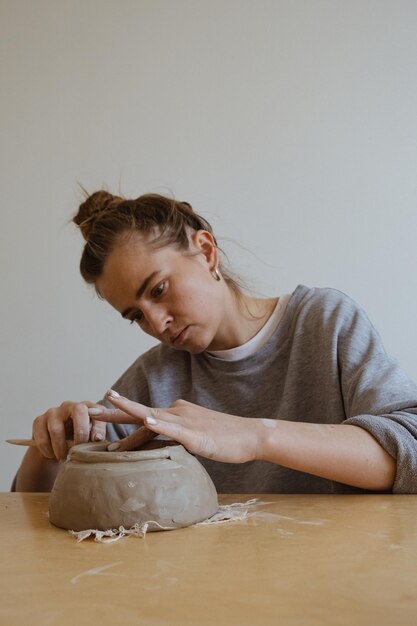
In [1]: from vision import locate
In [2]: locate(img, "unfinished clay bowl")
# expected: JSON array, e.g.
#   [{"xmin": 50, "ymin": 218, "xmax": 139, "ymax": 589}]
[{"xmin": 49, "ymin": 442, "xmax": 218, "ymax": 531}]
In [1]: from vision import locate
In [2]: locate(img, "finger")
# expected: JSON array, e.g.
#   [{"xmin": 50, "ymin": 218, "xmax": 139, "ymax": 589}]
[
  {"xmin": 104, "ymin": 390, "xmax": 185, "ymax": 426},
  {"xmin": 85, "ymin": 404, "xmax": 108, "ymax": 441},
  {"xmin": 90, "ymin": 419, "xmax": 107, "ymax": 442},
  {"xmin": 88, "ymin": 407, "xmax": 144, "ymax": 425},
  {"xmin": 47, "ymin": 416, "xmax": 68, "ymax": 461},
  {"xmin": 32, "ymin": 413, "xmax": 55, "ymax": 459},
  {"xmin": 107, "ymin": 426, "xmax": 157, "ymax": 452},
  {"xmin": 141, "ymin": 417, "xmax": 195, "ymax": 450},
  {"xmin": 105, "ymin": 390, "xmax": 154, "ymax": 421},
  {"xmin": 143, "ymin": 416, "xmax": 217, "ymax": 458},
  {"xmin": 71, "ymin": 403, "xmax": 92, "ymax": 445},
  {"xmin": 72, "ymin": 401, "xmax": 113, "ymax": 440}
]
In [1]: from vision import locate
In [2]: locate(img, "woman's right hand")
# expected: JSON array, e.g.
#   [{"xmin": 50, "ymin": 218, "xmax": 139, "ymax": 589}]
[{"xmin": 32, "ymin": 401, "xmax": 107, "ymax": 461}]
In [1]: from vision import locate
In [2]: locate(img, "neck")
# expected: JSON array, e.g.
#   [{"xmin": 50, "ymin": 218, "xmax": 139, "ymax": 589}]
[{"xmin": 209, "ymin": 287, "xmax": 277, "ymax": 351}]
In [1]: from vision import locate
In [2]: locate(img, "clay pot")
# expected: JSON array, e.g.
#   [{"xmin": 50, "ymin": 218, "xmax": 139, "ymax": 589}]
[{"xmin": 49, "ymin": 442, "xmax": 218, "ymax": 531}]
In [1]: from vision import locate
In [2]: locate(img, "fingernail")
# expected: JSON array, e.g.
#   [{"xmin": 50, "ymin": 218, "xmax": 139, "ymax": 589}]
[
  {"xmin": 93, "ymin": 433, "xmax": 104, "ymax": 441},
  {"xmin": 106, "ymin": 389, "xmax": 120, "ymax": 399},
  {"xmin": 88, "ymin": 407, "xmax": 104, "ymax": 415},
  {"xmin": 145, "ymin": 416, "xmax": 157, "ymax": 425},
  {"xmin": 107, "ymin": 442, "xmax": 120, "ymax": 451}
]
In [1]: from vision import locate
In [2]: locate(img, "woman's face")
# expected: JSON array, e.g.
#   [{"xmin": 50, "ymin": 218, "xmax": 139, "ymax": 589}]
[{"xmin": 96, "ymin": 230, "xmax": 226, "ymax": 353}]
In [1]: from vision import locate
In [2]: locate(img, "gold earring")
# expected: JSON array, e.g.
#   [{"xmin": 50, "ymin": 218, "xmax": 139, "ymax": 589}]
[{"xmin": 211, "ymin": 267, "xmax": 221, "ymax": 281}]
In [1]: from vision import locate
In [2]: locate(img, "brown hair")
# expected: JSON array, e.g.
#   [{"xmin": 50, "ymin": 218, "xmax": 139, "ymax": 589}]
[{"xmin": 73, "ymin": 189, "xmax": 243, "ymax": 297}]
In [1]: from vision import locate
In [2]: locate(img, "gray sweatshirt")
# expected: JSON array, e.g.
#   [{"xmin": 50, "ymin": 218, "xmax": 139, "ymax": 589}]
[{"xmin": 105, "ymin": 285, "xmax": 417, "ymax": 494}]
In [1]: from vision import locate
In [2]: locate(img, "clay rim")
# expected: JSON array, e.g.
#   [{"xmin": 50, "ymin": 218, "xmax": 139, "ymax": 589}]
[{"xmin": 69, "ymin": 442, "xmax": 184, "ymax": 464}]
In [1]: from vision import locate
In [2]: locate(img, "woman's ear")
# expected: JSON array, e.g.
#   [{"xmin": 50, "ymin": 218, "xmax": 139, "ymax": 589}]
[{"xmin": 191, "ymin": 230, "xmax": 218, "ymax": 269}]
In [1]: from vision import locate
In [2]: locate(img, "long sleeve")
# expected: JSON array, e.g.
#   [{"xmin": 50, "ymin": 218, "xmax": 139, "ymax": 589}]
[{"xmin": 334, "ymin": 294, "xmax": 417, "ymax": 493}]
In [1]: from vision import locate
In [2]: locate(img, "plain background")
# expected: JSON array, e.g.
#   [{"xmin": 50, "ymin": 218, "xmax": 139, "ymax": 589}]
[{"xmin": 1, "ymin": 0, "xmax": 417, "ymax": 491}]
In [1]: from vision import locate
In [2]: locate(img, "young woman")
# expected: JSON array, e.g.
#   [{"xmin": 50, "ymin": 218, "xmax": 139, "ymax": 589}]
[{"xmin": 15, "ymin": 191, "xmax": 417, "ymax": 493}]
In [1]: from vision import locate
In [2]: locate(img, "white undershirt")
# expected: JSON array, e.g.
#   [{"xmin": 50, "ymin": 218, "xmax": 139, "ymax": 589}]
[{"xmin": 207, "ymin": 292, "xmax": 293, "ymax": 361}]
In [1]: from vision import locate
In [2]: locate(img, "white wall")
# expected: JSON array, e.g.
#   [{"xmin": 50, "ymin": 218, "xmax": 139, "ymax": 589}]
[{"xmin": 1, "ymin": 0, "xmax": 417, "ymax": 490}]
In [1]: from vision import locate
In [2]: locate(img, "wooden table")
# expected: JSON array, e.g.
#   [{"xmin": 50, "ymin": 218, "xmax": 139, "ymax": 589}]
[{"xmin": 1, "ymin": 493, "xmax": 417, "ymax": 626}]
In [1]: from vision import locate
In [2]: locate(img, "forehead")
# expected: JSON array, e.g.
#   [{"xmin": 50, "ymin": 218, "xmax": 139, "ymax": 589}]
[{"xmin": 96, "ymin": 233, "xmax": 178, "ymax": 306}]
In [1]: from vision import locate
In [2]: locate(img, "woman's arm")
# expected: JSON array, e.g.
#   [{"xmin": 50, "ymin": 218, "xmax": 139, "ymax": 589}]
[
  {"xmin": 97, "ymin": 394, "xmax": 397, "ymax": 492},
  {"xmin": 14, "ymin": 447, "xmax": 61, "ymax": 492},
  {"xmin": 258, "ymin": 419, "xmax": 396, "ymax": 491}
]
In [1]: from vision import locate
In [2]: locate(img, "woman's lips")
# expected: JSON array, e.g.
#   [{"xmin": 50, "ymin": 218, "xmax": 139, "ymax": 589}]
[{"xmin": 171, "ymin": 326, "xmax": 189, "ymax": 345}]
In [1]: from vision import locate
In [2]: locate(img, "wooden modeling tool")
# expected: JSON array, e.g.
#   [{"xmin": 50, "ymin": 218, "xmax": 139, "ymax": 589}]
[
  {"xmin": 7, "ymin": 427, "xmax": 158, "ymax": 451},
  {"xmin": 6, "ymin": 439, "xmax": 77, "ymax": 448}
]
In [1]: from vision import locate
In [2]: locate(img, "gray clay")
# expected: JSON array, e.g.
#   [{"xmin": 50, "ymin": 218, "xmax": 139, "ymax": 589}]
[{"xmin": 49, "ymin": 442, "xmax": 218, "ymax": 531}]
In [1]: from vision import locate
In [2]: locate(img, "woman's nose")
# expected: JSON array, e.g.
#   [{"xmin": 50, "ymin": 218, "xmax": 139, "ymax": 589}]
[{"xmin": 145, "ymin": 306, "xmax": 172, "ymax": 335}]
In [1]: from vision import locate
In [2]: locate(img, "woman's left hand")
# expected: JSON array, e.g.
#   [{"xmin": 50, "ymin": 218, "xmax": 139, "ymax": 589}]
[{"xmin": 97, "ymin": 392, "xmax": 264, "ymax": 463}]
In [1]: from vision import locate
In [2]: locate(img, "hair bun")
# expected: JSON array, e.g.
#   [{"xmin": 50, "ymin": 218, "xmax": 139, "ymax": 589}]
[{"xmin": 73, "ymin": 190, "xmax": 123, "ymax": 241}]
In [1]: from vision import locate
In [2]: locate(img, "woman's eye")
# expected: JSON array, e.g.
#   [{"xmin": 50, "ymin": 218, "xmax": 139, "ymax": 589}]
[
  {"xmin": 151, "ymin": 281, "xmax": 166, "ymax": 298},
  {"xmin": 130, "ymin": 311, "xmax": 144, "ymax": 325}
]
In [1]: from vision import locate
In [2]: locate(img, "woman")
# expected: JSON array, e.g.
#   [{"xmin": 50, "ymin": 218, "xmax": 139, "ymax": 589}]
[{"xmin": 15, "ymin": 191, "xmax": 417, "ymax": 493}]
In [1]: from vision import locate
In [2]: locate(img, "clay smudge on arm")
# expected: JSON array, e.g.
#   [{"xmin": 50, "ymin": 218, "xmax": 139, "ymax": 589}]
[{"xmin": 260, "ymin": 418, "xmax": 277, "ymax": 428}]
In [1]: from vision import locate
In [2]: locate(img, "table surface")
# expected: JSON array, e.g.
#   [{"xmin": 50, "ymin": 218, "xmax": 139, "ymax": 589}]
[{"xmin": 1, "ymin": 493, "xmax": 417, "ymax": 626}]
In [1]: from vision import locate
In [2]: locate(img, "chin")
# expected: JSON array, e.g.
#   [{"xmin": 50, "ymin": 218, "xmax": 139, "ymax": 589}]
[
  {"xmin": 170, "ymin": 340, "xmax": 208, "ymax": 355},
  {"xmin": 186, "ymin": 344, "xmax": 209, "ymax": 355},
  {"xmin": 179, "ymin": 337, "xmax": 212, "ymax": 355}
]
